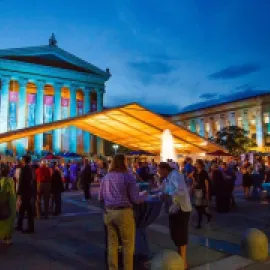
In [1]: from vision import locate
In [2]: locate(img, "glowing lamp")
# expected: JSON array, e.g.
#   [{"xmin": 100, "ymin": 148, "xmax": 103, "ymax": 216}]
[
  {"xmin": 112, "ymin": 144, "xmax": 119, "ymax": 154},
  {"xmin": 205, "ymin": 123, "xmax": 210, "ymax": 132},
  {"xmin": 200, "ymin": 142, "xmax": 208, "ymax": 146}
]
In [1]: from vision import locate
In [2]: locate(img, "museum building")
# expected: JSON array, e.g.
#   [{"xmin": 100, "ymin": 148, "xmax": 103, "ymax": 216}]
[
  {"xmin": 169, "ymin": 93, "xmax": 270, "ymax": 152},
  {"xmin": 0, "ymin": 34, "xmax": 110, "ymax": 156}
]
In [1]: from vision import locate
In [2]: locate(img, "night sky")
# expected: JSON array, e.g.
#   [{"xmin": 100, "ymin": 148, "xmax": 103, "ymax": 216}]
[{"xmin": 0, "ymin": 0, "xmax": 269, "ymax": 113}]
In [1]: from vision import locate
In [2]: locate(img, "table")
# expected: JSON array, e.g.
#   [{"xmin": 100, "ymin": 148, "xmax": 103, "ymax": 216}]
[{"xmin": 133, "ymin": 196, "xmax": 163, "ymax": 260}]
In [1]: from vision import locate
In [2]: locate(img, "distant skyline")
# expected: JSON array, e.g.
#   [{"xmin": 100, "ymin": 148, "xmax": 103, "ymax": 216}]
[{"xmin": 0, "ymin": 0, "xmax": 269, "ymax": 113}]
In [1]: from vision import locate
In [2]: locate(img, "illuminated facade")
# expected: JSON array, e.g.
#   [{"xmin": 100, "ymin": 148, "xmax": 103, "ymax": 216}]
[
  {"xmin": 0, "ymin": 34, "xmax": 110, "ymax": 156},
  {"xmin": 169, "ymin": 94, "xmax": 270, "ymax": 152}
]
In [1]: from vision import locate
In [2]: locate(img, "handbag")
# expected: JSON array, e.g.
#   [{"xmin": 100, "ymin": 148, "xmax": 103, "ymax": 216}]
[{"xmin": 193, "ymin": 189, "xmax": 203, "ymax": 206}]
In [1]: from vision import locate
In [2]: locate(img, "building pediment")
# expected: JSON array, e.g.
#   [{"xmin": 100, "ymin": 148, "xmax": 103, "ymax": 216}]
[{"xmin": 0, "ymin": 45, "xmax": 110, "ymax": 80}]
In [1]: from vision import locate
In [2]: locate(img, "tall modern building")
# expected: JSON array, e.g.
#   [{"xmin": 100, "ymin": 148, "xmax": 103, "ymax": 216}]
[
  {"xmin": 169, "ymin": 93, "xmax": 270, "ymax": 152},
  {"xmin": 0, "ymin": 34, "xmax": 110, "ymax": 156}
]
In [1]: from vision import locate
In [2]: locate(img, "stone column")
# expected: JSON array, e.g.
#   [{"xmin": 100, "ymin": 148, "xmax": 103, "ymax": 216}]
[
  {"xmin": 229, "ymin": 112, "xmax": 236, "ymax": 126},
  {"xmin": 83, "ymin": 88, "xmax": 91, "ymax": 154},
  {"xmin": 0, "ymin": 76, "xmax": 10, "ymax": 153},
  {"xmin": 52, "ymin": 83, "xmax": 62, "ymax": 153},
  {"xmin": 266, "ymin": 112, "xmax": 270, "ymax": 136},
  {"xmin": 189, "ymin": 119, "xmax": 196, "ymax": 133},
  {"xmin": 208, "ymin": 118, "xmax": 213, "ymax": 138},
  {"xmin": 16, "ymin": 78, "xmax": 28, "ymax": 156},
  {"xmin": 256, "ymin": 106, "xmax": 264, "ymax": 148},
  {"xmin": 69, "ymin": 85, "xmax": 77, "ymax": 153},
  {"xmin": 34, "ymin": 80, "xmax": 45, "ymax": 156},
  {"xmin": 96, "ymin": 89, "xmax": 104, "ymax": 155},
  {"xmin": 220, "ymin": 114, "xmax": 225, "ymax": 130},
  {"xmin": 199, "ymin": 118, "xmax": 205, "ymax": 137},
  {"xmin": 242, "ymin": 110, "xmax": 249, "ymax": 133}
]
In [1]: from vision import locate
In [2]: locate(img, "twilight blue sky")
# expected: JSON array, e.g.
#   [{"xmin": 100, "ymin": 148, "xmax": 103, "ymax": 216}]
[{"xmin": 0, "ymin": 0, "xmax": 270, "ymax": 113}]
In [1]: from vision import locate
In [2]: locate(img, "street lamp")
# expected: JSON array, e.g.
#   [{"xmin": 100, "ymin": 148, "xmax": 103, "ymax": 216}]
[{"xmin": 112, "ymin": 144, "xmax": 119, "ymax": 155}]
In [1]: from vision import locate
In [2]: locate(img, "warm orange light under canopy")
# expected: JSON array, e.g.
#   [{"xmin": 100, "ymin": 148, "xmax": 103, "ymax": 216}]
[{"xmin": 0, "ymin": 103, "xmax": 225, "ymax": 155}]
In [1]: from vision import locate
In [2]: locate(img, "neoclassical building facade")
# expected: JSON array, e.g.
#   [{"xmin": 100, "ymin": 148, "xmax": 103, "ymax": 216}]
[
  {"xmin": 169, "ymin": 93, "xmax": 270, "ymax": 152},
  {"xmin": 0, "ymin": 35, "xmax": 110, "ymax": 156}
]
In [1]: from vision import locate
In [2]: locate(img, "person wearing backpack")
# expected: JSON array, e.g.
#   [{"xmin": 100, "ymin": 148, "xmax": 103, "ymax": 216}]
[{"xmin": 35, "ymin": 161, "xmax": 52, "ymax": 219}]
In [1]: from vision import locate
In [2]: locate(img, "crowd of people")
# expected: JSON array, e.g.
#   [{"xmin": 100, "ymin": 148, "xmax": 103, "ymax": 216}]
[
  {"xmin": 0, "ymin": 153, "xmax": 269, "ymax": 270},
  {"xmin": 0, "ymin": 157, "xmax": 107, "ymax": 242}
]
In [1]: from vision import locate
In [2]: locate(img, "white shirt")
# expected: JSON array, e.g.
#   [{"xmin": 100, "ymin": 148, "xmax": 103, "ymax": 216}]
[{"xmin": 163, "ymin": 170, "xmax": 192, "ymax": 212}]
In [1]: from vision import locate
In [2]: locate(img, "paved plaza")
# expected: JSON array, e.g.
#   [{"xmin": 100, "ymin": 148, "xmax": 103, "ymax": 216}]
[{"xmin": 1, "ymin": 185, "xmax": 270, "ymax": 270}]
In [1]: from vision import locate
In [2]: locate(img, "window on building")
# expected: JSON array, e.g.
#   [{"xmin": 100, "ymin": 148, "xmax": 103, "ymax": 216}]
[
  {"xmin": 250, "ymin": 119, "xmax": 256, "ymax": 125},
  {"xmin": 264, "ymin": 113, "xmax": 269, "ymax": 124},
  {"xmin": 238, "ymin": 117, "xmax": 242, "ymax": 127}
]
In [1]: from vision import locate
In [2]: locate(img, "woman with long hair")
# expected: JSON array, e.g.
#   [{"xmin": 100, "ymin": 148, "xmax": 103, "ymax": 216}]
[
  {"xmin": 242, "ymin": 166, "xmax": 252, "ymax": 199},
  {"xmin": 158, "ymin": 162, "xmax": 192, "ymax": 270},
  {"xmin": 193, "ymin": 159, "xmax": 212, "ymax": 229},
  {"xmin": 99, "ymin": 154, "xmax": 147, "ymax": 270}
]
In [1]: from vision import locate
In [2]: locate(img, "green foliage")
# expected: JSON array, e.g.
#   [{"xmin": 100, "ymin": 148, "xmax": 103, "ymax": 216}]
[{"xmin": 214, "ymin": 126, "xmax": 256, "ymax": 155}]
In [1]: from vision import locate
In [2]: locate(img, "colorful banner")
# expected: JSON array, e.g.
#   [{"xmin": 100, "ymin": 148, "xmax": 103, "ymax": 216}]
[
  {"xmin": 27, "ymin": 93, "xmax": 36, "ymax": 104},
  {"xmin": 61, "ymin": 99, "xmax": 69, "ymax": 151},
  {"xmin": 91, "ymin": 100, "xmax": 97, "ymax": 112},
  {"xmin": 77, "ymin": 102, "xmax": 83, "ymax": 152},
  {"xmin": 44, "ymin": 95, "xmax": 54, "ymax": 106},
  {"xmin": 9, "ymin": 91, "xmax": 18, "ymax": 102},
  {"xmin": 44, "ymin": 96, "xmax": 53, "ymax": 124},
  {"xmin": 77, "ymin": 100, "xmax": 83, "ymax": 109},
  {"xmin": 9, "ymin": 102, "xmax": 17, "ymax": 131},
  {"xmin": 61, "ymin": 98, "xmax": 69, "ymax": 107},
  {"xmin": 27, "ymin": 94, "xmax": 36, "ymax": 127}
]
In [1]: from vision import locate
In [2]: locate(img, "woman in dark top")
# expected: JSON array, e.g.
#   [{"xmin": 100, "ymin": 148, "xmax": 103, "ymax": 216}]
[
  {"xmin": 193, "ymin": 159, "xmax": 212, "ymax": 229},
  {"xmin": 242, "ymin": 167, "xmax": 252, "ymax": 199},
  {"xmin": 213, "ymin": 166, "xmax": 230, "ymax": 213}
]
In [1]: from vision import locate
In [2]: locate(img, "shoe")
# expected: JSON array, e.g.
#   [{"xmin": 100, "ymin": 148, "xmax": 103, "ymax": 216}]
[{"xmin": 22, "ymin": 229, "xmax": 34, "ymax": 234}]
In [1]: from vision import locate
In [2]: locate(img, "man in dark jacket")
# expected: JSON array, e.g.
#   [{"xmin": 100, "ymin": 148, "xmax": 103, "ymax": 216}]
[
  {"xmin": 16, "ymin": 155, "xmax": 34, "ymax": 234},
  {"xmin": 81, "ymin": 159, "xmax": 92, "ymax": 201},
  {"xmin": 51, "ymin": 163, "xmax": 64, "ymax": 216}
]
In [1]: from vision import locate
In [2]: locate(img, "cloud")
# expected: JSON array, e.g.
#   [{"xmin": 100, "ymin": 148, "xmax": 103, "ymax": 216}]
[
  {"xmin": 199, "ymin": 93, "xmax": 218, "ymax": 99},
  {"xmin": 208, "ymin": 63, "xmax": 260, "ymax": 80},
  {"xmin": 128, "ymin": 61, "xmax": 174, "ymax": 75}
]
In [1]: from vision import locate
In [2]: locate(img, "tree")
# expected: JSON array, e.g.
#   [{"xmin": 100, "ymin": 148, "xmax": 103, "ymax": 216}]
[{"xmin": 214, "ymin": 126, "xmax": 256, "ymax": 155}]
